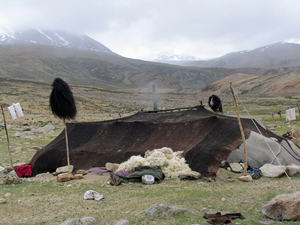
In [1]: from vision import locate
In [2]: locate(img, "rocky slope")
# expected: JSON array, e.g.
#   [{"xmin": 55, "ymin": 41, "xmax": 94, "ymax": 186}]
[{"xmin": 201, "ymin": 71, "xmax": 300, "ymax": 96}]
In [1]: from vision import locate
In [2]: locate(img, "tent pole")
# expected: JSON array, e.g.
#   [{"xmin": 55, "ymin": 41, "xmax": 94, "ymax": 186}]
[
  {"xmin": 1, "ymin": 105, "xmax": 15, "ymax": 171},
  {"xmin": 230, "ymin": 83, "xmax": 248, "ymax": 176},
  {"xmin": 64, "ymin": 119, "xmax": 71, "ymax": 173}
]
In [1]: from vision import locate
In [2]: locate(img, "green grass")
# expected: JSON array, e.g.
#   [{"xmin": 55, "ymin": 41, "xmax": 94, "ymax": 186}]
[{"xmin": 1, "ymin": 175, "xmax": 299, "ymax": 224}]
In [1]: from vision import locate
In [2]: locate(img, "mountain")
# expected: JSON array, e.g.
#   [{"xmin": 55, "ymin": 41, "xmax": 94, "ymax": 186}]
[
  {"xmin": 0, "ymin": 28, "xmax": 298, "ymax": 94},
  {"xmin": 153, "ymin": 51, "xmax": 201, "ymax": 64},
  {"xmin": 0, "ymin": 42, "xmax": 287, "ymax": 92},
  {"xmin": 0, "ymin": 28, "xmax": 116, "ymax": 55},
  {"xmin": 168, "ymin": 42, "xmax": 300, "ymax": 69}
]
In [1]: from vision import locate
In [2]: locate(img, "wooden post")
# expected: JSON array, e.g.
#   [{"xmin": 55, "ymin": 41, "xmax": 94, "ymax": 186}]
[
  {"xmin": 152, "ymin": 84, "xmax": 158, "ymax": 111},
  {"xmin": 1, "ymin": 105, "xmax": 14, "ymax": 171},
  {"xmin": 230, "ymin": 83, "xmax": 248, "ymax": 176},
  {"xmin": 64, "ymin": 119, "xmax": 71, "ymax": 173}
]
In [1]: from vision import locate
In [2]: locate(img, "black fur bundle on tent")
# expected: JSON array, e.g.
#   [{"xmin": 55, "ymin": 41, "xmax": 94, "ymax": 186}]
[
  {"xmin": 50, "ymin": 78, "xmax": 77, "ymax": 120},
  {"xmin": 208, "ymin": 94, "xmax": 223, "ymax": 113}
]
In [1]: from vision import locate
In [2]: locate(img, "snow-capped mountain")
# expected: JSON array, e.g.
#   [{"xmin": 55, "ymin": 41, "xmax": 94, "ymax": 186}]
[
  {"xmin": 160, "ymin": 42, "xmax": 300, "ymax": 68},
  {"xmin": 0, "ymin": 28, "xmax": 115, "ymax": 54},
  {"xmin": 153, "ymin": 51, "xmax": 201, "ymax": 63}
]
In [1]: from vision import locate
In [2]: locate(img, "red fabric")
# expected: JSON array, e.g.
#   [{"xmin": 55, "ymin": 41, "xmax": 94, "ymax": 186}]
[{"xmin": 16, "ymin": 164, "xmax": 32, "ymax": 177}]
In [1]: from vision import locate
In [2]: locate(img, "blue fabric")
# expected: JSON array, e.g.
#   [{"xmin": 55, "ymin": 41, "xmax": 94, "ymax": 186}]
[{"xmin": 247, "ymin": 168, "xmax": 261, "ymax": 174}]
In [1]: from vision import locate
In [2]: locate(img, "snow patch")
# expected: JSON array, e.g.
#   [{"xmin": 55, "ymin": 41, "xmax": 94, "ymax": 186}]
[
  {"xmin": 53, "ymin": 32, "xmax": 69, "ymax": 46},
  {"xmin": 37, "ymin": 30, "xmax": 53, "ymax": 40}
]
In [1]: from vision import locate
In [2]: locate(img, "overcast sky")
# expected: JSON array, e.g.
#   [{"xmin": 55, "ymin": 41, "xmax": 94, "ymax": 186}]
[{"xmin": 0, "ymin": 0, "xmax": 300, "ymax": 60}]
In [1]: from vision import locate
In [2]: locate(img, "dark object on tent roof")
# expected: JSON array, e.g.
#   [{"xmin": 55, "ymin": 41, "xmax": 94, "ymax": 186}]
[
  {"xmin": 208, "ymin": 94, "xmax": 223, "ymax": 113},
  {"xmin": 29, "ymin": 105, "xmax": 294, "ymax": 177},
  {"xmin": 50, "ymin": 78, "xmax": 77, "ymax": 120}
]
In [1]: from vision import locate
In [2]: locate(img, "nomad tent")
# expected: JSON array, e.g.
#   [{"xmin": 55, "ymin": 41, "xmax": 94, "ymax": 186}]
[{"xmin": 30, "ymin": 105, "xmax": 300, "ymax": 177}]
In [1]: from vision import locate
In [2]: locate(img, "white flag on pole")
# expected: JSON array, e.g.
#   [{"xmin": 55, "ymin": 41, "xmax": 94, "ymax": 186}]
[{"xmin": 7, "ymin": 103, "xmax": 24, "ymax": 120}]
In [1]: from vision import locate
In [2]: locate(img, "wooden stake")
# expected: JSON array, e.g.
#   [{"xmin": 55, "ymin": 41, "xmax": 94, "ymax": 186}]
[
  {"xmin": 230, "ymin": 83, "xmax": 248, "ymax": 176},
  {"xmin": 64, "ymin": 119, "xmax": 71, "ymax": 173},
  {"xmin": 1, "ymin": 105, "xmax": 14, "ymax": 171}
]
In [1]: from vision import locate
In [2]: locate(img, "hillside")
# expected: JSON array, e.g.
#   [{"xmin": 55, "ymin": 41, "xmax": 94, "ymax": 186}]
[
  {"xmin": 201, "ymin": 70, "xmax": 300, "ymax": 96},
  {"xmin": 0, "ymin": 43, "xmax": 287, "ymax": 93}
]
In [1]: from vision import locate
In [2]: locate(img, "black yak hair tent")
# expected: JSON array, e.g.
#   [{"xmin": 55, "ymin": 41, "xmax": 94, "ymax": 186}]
[{"xmin": 30, "ymin": 105, "xmax": 300, "ymax": 177}]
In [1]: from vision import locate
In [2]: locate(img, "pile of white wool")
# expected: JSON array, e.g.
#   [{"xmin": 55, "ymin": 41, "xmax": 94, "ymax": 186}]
[{"xmin": 117, "ymin": 147, "xmax": 191, "ymax": 178}]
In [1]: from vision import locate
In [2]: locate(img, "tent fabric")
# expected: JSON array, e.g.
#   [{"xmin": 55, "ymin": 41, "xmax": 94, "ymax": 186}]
[
  {"xmin": 227, "ymin": 131, "xmax": 300, "ymax": 168},
  {"xmin": 29, "ymin": 105, "xmax": 300, "ymax": 177}
]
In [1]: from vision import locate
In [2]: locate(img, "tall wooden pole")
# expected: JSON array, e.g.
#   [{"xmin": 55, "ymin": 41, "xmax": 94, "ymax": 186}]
[
  {"xmin": 230, "ymin": 83, "xmax": 248, "ymax": 176},
  {"xmin": 64, "ymin": 119, "xmax": 71, "ymax": 173},
  {"xmin": 1, "ymin": 105, "xmax": 14, "ymax": 171}
]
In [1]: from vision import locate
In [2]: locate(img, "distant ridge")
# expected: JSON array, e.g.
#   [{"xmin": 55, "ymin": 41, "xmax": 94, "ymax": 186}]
[
  {"xmin": 0, "ymin": 28, "xmax": 116, "ymax": 55},
  {"xmin": 0, "ymin": 28, "xmax": 299, "ymax": 94},
  {"xmin": 162, "ymin": 42, "xmax": 300, "ymax": 69}
]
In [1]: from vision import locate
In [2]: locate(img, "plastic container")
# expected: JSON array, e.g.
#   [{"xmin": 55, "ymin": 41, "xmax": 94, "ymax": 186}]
[{"xmin": 142, "ymin": 175, "xmax": 155, "ymax": 185}]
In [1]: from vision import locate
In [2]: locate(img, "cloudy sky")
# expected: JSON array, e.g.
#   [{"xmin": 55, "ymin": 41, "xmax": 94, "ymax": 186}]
[{"xmin": 0, "ymin": 0, "xmax": 300, "ymax": 60}]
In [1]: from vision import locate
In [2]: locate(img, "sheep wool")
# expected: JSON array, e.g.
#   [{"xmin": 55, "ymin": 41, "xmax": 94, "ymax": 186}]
[
  {"xmin": 117, "ymin": 147, "xmax": 191, "ymax": 179},
  {"xmin": 117, "ymin": 155, "xmax": 146, "ymax": 173}
]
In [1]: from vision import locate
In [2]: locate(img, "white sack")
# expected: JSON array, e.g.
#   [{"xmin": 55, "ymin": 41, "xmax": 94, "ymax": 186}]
[
  {"xmin": 7, "ymin": 105, "xmax": 17, "ymax": 120},
  {"xmin": 286, "ymin": 108, "xmax": 296, "ymax": 121},
  {"xmin": 14, "ymin": 103, "xmax": 24, "ymax": 118}
]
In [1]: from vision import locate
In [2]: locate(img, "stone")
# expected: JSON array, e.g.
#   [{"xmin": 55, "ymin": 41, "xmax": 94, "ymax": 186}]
[
  {"xmin": 260, "ymin": 164, "xmax": 286, "ymax": 178},
  {"xmin": 22, "ymin": 126, "xmax": 31, "ymax": 131},
  {"xmin": 177, "ymin": 171, "xmax": 201, "ymax": 180},
  {"xmin": 15, "ymin": 131, "xmax": 35, "ymax": 139},
  {"xmin": 286, "ymin": 164, "xmax": 300, "ymax": 176},
  {"xmin": 4, "ymin": 193, "xmax": 11, "ymax": 198},
  {"xmin": 230, "ymin": 163, "xmax": 244, "ymax": 173},
  {"xmin": 4, "ymin": 171, "xmax": 22, "ymax": 184},
  {"xmin": 251, "ymin": 172, "xmax": 262, "ymax": 180},
  {"xmin": 28, "ymin": 146, "xmax": 42, "ymax": 152},
  {"xmin": 115, "ymin": 219, "xmax": 129, "ymax": 225},
  {"xmin": 74, "ymin": 174, "xmax": 84, "ymax": 179},
  {"xmin": 57, "ymin": 173, "xmax": 74, "ymax": 182},
  {"xmin": 238, "ymin": 175, "xmax": 252, "ymax": 182},
  {"xmin": 59, "ymin": 217, "xmax": 97, "ymax": 225},
  {"xmin": 34, "ymin": 124, "xmax": 55, "ymax": 133},
  {"xmin": 0, "ymin": 199, "xmax": 6, "ymax": 204},
  {"xmin": 262, "ymin": 191, "xmax": 300, "ymax": 221},
  {"xmin": 56, "ymin": 165, "xmax": 74, "ymax": 174},
  {"xmin": 11, "ymin": 147, "xmax": 23, "ymax": 153},
  {"xmin": 258, "ymin": 218, "xmax": 275, "ymax": 224},
  {"xmin": 105, "ymin": 162, "xmax": 119, "ymax": 172},
  {"xmin": 76, "ymin": 169, "xmax": 89, "ymax": 175},
  {"xmin": 144, "ymin": 204, "xmax": 188, "ymax": 217}
]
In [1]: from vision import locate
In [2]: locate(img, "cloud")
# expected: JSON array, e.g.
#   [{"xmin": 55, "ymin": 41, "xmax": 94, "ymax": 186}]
[{"xmin": 1, "ymin": 0, "xmax": 300, "ymax": 59}]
